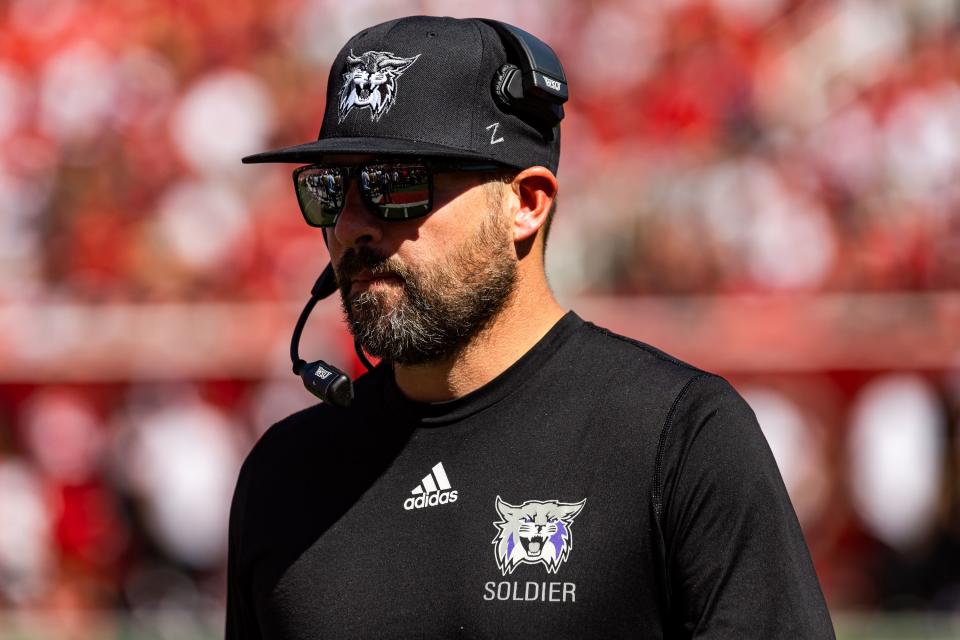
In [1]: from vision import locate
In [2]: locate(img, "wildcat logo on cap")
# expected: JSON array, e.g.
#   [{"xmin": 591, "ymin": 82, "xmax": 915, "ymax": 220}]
[
  {"xmin": 337, "ymin": 50, "xmax": 420, "ymax": 123},
  {"xmin": 492, "ymin": 496, "xmax": 586, "ymax": 575}
]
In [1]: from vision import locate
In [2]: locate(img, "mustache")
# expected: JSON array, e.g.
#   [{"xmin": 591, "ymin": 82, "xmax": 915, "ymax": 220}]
[{"xmin": 335, "ymin": 247, "xmax": 408, "ymax": 290}]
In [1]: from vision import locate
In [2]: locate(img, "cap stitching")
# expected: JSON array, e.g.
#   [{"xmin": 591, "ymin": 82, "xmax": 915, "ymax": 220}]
[
  {"xmin": 330, "ymin": 133, "xmax": 478, "ymax": 150},
  {"xmin": 245, "ymin": 135, "xmax": 512, "ymax": 157},
  {"xmin": 318, "ymin": 134, "xmax": 500, "ymax": 156}
]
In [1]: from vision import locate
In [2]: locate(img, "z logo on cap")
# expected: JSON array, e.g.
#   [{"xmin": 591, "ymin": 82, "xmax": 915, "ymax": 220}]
[{"xmin": 337, "ymin": 50, "xmax": 420, "ymax": 123}]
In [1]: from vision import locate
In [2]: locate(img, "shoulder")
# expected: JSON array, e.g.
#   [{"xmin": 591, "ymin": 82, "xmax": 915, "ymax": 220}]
[
  {"xmin": 244, "ymin": 403, "xmax": 328, "ymax": 466},
  {"xmin": 239, "ymin": 365, "xmax": 388, "ymax": 482},
  {"xmin": 575, "ymin": 319, "xmax": 757, "ymax": 414},
  {"xmin": 657, "ymin": 371, "xmax": 760, "ymax": 453},
  {"xmin": 576, "ymin": 320, "xmax": 700, "ymax": 368},
  {"xmin": 567, "ymin": 317, "xmax": 717, "ymax": 405},
  {"xmin": 575, "ymin": 319, "xmax": 704, "ymax": 377},
  {"xmin": 568, "ymin": 318, "xmax": 762, "ymax": 486},
  {"xmin": 576, "ymin": 320, "xmax": 757, "ymax": 449},
  {"xmin": 652, "ymin": 371, "xmax": 775, "ymax": 520}
]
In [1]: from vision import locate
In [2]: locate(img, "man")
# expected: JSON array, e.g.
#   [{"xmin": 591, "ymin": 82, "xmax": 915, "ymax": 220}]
[{"xmin": 228, "ymin": 16, "xmax": 834, "ymax": 639}]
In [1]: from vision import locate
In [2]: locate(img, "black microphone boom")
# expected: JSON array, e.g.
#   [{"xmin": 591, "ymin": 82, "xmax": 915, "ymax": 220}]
[{"xmin": 290, "ymin": 263, "xmax": 355, "ymax": 407}]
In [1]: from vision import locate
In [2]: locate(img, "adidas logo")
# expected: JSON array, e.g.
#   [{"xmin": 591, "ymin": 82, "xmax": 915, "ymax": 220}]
[{"xmin": 403, "ymin": 462, "xmax": 458, "ymax": 511}]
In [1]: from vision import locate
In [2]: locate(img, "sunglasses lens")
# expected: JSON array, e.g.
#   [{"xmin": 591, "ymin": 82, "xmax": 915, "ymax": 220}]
[
  {"xmin": 361, "ymin": 164, "xmax": 431, "ymax": 220},
  {"xmin": 294, "ymin": 163, "xmax": 435, "ymax": 226},
  {"xmin": 295, "ymin": 166, "xmax": 345, "ymax": 227}
]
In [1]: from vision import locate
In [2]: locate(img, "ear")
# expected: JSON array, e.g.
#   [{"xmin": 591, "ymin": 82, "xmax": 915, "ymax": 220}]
[
  {"xmin": 496, "ymin": 495, "xmax": 520, "ymax": 520},
  {"xmin": 557, "ymin": 499, "xmax": 585, "ymax": 522},
  {"xmin": 509, "ymin": 167, "xmax": 558, "ymax": 244},
  {"xmin": 381, "ymin": 53, "xmax": 420, "ymax": 75}
]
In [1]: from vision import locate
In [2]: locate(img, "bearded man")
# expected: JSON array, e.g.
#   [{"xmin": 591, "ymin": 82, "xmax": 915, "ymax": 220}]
[{"xmin": 227, "ymin": 16, "xmax": 835, "ymax": 640}]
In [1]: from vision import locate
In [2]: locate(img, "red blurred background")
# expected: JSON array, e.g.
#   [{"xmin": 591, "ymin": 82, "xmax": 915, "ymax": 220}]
[{"xmin": 0, "ymin": 0, "xmax": 959, "ymax": 637}]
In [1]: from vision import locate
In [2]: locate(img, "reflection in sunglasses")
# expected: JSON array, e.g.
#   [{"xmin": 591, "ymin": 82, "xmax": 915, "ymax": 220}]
[
  {"xmin": 378, "ymin": 179, "xmax": 430, "ymax": 219},
  {"xmin": 293, "ymin": 160, "xmax": 503, "ymax": 227}
]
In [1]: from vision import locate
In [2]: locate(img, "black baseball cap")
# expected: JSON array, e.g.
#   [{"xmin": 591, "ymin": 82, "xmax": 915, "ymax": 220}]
[{"xmin": 241, "ymin": 16, "xmax": 564, "ymax": 174}]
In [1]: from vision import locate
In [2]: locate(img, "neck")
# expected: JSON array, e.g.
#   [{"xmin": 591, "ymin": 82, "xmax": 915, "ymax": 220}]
[{"xmin": 392, "ymin": 278, "xmax": 565, "ymax": 403}]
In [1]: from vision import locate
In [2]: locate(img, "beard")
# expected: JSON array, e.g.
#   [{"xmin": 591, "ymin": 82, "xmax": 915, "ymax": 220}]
[{"xmin": 334, "ymin": 212, "xmax": 518, "ymax": 366}]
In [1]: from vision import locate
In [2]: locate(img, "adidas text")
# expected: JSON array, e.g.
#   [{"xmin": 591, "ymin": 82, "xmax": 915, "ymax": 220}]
[{"xmin": 404, "ymin": 490, "xmax": 458, "ymax": 510}]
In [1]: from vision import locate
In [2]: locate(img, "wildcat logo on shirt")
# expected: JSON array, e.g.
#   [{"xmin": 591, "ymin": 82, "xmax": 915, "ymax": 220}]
[{"xmin": 491, "ymin": 496, "xmax": 586, "ymax": 575}]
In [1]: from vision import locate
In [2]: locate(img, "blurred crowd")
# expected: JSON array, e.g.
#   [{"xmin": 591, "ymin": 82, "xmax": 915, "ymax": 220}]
[
  {"xmin": 1, "ymin": 0, "xmax": 959, "ymax": 632},
  {"xmin": 1, "ymin": 0, "xmax": 959, "ymax": 304}
]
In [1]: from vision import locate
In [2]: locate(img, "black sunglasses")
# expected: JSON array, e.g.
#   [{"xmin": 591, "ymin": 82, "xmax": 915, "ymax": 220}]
[{"xmin": 292, "ymin": 160, "xmax": 507, "ymax": 228}]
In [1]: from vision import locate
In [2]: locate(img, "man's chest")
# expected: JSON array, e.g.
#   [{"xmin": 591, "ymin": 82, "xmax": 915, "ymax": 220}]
[{"xmin": 251, "ymin": 423, "xmax": 668, "ymax": 639}]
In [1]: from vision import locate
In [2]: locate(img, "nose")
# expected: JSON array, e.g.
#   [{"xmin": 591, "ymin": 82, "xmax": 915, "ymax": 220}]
[{"xmin": 331, "ymin": 180, "xmax": 383, "ymax": 249}]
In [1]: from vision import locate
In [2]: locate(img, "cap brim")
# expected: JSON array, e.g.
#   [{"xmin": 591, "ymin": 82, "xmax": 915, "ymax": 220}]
[{"xmin": 242, "ymin": 136, "xmax": 497, "ymax": 165}]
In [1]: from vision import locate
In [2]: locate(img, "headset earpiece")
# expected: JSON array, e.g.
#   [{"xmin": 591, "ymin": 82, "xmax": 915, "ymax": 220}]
[
  {"xmin": 482, "ymin": 19, "xmax": 568, "ymax": 130},
  {"xmin": 492, "ymin": 63, "xmax": 523, "ymax": 108}
]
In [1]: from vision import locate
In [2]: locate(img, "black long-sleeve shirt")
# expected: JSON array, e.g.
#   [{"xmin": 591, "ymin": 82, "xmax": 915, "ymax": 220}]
[{"xmin": 226, "ymin": 312, "xmax": 834, "ymax": 638}]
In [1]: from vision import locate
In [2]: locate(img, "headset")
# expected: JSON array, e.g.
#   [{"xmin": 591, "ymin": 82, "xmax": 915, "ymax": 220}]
[
  {"xmin": 290, "ymin": 263, "xmax": 358, "ymax": 408},
  {"xmin": 290, "ymin": 22, "xmax": 568, "ymax": 407},
  {"xmin": 483, "ymin": 19, "xmax": 568, "ymax": 133}
]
